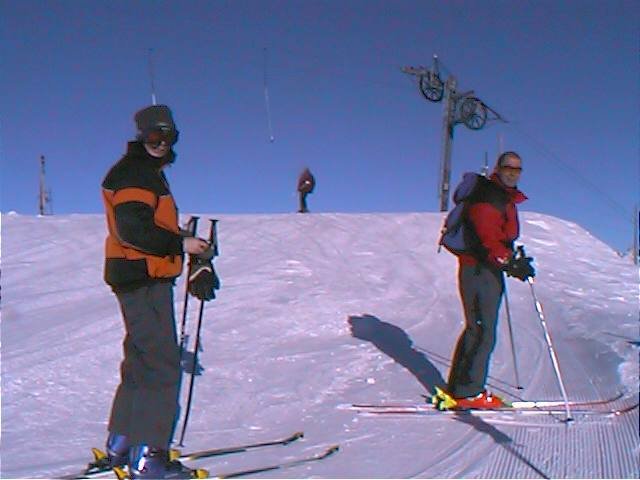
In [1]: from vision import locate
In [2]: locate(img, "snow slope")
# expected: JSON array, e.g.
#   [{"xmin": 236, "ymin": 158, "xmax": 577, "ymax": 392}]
[{"xmin": 1, "ymin": 211, "xmax": 638, "ymax": 478}]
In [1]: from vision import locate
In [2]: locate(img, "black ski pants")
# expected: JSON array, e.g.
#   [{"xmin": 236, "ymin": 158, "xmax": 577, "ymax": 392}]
[
  {"xmin": 108, "ymin": 282, "xmax": 181, "ymax": 448},
  {"xmin": 447, "ymin": 264, "xmax": 504, "ymax": 398},
  {"xmin": 298, "ymin": 191, "xmax": 309, "ymax": 213}
]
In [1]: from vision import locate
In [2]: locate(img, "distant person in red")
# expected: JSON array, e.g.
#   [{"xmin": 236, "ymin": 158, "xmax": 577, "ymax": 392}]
[
  {"xmin": 438, "ymin": 151, "xmax": 534, "ymax": 410},
  {"xmin": 297, "ymin": 168, "xmax": 315, "ymax": 213}
]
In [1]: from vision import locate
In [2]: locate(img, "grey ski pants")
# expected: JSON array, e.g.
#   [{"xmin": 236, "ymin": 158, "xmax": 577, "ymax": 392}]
[
  {"xmin": 447, "ymin": 264, "xmax": 504, "ymax": 398},
  {"xmin": 108, "ymin": 282, "xmax": 181, "ymax": 447}
]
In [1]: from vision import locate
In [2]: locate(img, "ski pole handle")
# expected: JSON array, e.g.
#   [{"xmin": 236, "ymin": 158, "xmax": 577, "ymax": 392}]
[
  {"xmin": 517, "ymin": 245, "xmax": 526, "ymax": 258},
  {"xmin": 208, "ymin": 219, "xmax": 219, "ymax": 257},
  {"xmin": 186, "ymin": 216, "xmax": 200, "ymax": 236}
]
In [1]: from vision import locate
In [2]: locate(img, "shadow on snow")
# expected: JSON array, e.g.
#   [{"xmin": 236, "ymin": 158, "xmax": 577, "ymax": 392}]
[{"xmin": 348, "ymin": 313, "xmax": 550, "ymax": 479}]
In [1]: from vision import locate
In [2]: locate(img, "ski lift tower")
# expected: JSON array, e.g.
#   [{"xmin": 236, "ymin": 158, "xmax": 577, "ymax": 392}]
[{"xmin": 402, "ymin": 55, "xmax": 507, "ymax": 211}]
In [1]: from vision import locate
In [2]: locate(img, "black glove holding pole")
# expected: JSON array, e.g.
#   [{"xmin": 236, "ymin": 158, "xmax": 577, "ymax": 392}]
[
  {"xmin": 188, "ymin": 250, "xmax": 220, "ymax": 301},
  {"xmin": 504, "ymin": 246, "xmax": 536, "ymax": 281},
  {"xmin": 188, "ymin": 220, "xmax": 221, "ymax": 301}
]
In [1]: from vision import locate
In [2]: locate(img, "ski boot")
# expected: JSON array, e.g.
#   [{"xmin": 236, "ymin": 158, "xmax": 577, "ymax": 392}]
[
  {"xmin": 454, "ymin": 390, "xmax": 506, "ymax": 410},
  {"xmin": 126, "ymin": 444, "xmax": 208, "ymax": 479},
  {"xmin": 106, "ymin": 432, "xmax": 131, "ymax": 467},
  {"xmin": 85, "ymin": 432, "xmax": 130, "ymax": 474},
  {"xmin": 431, "ymin": 386, "xmax": 458, "ymax": 410}
]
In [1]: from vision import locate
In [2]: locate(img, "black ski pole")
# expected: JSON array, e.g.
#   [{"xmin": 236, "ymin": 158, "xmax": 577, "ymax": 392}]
[
  {"xmin": 179, "ymin": 216, "xmax": 200, "ymax": 357},
  {"xmin": 178, "ymin": 218, "xmax": 218, "ymax": 446},
  {"xmin": 503, "ymin": 281, "xmax": 523, "ymax": 389},
  {"xmin": 171, "ymin": 216, "xmax": 199, "ymax": 446}
]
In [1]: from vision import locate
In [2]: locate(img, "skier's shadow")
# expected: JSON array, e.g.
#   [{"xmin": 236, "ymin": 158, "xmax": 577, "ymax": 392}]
[
  {"xmin": 348, "ymin": 314, "xmax": 446, "ymax": 393},
  {"xmin": 348, "ymin": 314, "xmax": 549, "ymax": 478},
  {"xmin": 451, "ymin": 413, "xmax": 550, "ymax": 478}
]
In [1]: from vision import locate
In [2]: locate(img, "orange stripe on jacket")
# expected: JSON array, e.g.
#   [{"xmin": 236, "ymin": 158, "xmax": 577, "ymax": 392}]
[
  {"xmin": 102, "ymin": 187, "xmax": 182, "ymax": 278},
  {"xmin": 112, "ymin": 187, "xmax": 157, "ymax": 208}
]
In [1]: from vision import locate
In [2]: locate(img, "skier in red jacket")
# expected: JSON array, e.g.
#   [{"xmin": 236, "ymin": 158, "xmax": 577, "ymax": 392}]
[
  {"xmin": 297, "ymin": 168, "xmax": 315, "ymax": 213},
  {"xmin": 442, "ymin": 151, "xmax": 534, "ymax": 409}
]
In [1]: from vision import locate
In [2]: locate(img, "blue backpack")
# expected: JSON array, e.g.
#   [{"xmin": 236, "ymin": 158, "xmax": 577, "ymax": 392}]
[{"xmin": 438, "ymin": 172, "xmax": 485, "ymax": 255}]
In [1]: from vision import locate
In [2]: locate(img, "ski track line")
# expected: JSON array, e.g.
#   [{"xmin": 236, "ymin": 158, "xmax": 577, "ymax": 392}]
[
  {"xmin": 470, "ymin": 323, "xmax": 637, "ymax": 478},
  {"xmin": 405, "ymin": 417, "xmax": 484, "ymax": 478}
]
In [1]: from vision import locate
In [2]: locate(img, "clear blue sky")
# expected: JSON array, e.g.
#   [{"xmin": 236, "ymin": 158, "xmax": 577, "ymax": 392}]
[{"xmin": 1, "ymin": 0, "xmax": 638, "ymax": 253}]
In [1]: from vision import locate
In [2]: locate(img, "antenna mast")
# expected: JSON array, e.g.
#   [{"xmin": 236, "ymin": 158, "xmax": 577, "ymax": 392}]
[
  {"xmin": 148, "ymin": 48, "xmax": 157, "ymax": 105},
  {"xmin": 38, "ymin": 155, "xmax": 53, "ymax": 215},
  {"xmin": 263, "ymin": 47, "xmax": 275, "ymax": 143},
  {"xmin": 481, "ymin": 151, "xmax": 489, "ymax": 177},
  {"xmin": 634, "ymin": 206, "xmax": 639, "ymax": 265}
]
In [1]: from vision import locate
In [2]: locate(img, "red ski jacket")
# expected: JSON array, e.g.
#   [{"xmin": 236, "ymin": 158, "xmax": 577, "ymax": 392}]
[{"xmin": 458, "ymin": 173, "xmax": 527, "ymax": 268}]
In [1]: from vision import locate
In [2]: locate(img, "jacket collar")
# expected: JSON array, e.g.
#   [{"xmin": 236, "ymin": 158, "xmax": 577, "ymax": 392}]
[{"xmin": 126, "ymin": 141, "xmax": 176, "ymax": 169}]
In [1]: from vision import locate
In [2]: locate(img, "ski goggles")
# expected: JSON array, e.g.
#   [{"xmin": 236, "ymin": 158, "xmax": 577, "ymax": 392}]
[
  {"xmin": 142, "ymin": 127, "xmax": 179, "ymax": 147},
  {"xmin": 500, "ymin": 165, "xmax": 522, "ymax": 174}
]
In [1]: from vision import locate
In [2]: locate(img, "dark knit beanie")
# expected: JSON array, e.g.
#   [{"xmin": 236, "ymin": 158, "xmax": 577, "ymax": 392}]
[{"xmin": 134, "ymin": 105, "xmax": 176, "ymax": 134}]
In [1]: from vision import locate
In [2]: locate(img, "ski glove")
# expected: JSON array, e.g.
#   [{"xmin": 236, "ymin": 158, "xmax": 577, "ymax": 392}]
[
  {"xmin": 188, "ymin": 253, "xmax": 220, "ymax": 301},
  {"xmin": 504, "ymin": 255, "xmax": 535, "ymax": 281}
]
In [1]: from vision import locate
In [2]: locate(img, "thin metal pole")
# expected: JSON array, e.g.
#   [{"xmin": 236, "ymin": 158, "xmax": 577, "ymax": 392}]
[
  {"xmin": 481, "ymin": 151, "xmax": 489, "ymax": 177},
  {"xmin": 633, "ymin": 206, "xmax": 638, "ymax": 265},
  {"xmin": 148, "ymin": 48, "xmax": 157, "ymax": 105},
  {"xmin": 502, "ymin": 280, "xmax": 523, "ymax": 389},
  {"xmin": 39, "ymin": 155, "xmax": 46, "ymax": 215},
  {"xmin": 527, "ymin": 277, "xmax": 572, "ymax": 422},
  {"xmin": 263, "ymin": 47, "xmax": 275, "ymax": 143}
]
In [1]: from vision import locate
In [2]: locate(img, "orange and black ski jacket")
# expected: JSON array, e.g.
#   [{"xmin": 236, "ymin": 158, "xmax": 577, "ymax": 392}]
[{"xmin": 102, "ymin": 142, "xmax": 184, "ymax": 292}]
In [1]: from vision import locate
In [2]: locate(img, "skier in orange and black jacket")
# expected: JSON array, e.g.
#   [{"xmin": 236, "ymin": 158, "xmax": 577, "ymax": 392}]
[{"xmin": 100, "ymin": 105, "xmax": 218, "ymax": 479}]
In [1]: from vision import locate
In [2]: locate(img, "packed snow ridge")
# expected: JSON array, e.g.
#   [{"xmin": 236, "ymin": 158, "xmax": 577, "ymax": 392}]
[{"xmin": 2, "ymin": 211, "xmax": 638, "ymax": 478}]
